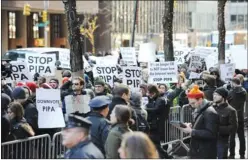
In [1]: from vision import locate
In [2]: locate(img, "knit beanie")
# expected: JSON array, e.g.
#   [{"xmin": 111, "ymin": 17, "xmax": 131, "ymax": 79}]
[
  {"xmin": 214, "ymin": 87, "xmax": 229, "ymax": 99},
  {"xmin": 26, "ymin": 82, "xmax": 38, "ymax": 93},
  {"xmin": 12, "ymin": 87, "xmax": 26, "ymax": 100},
  {"xmin": 187, "ymin": 85, "xmax": 204, "ymax": 99},
  {"xmin": 130, "ymin": 92, "xmax": 142, "ymax": 107},
  {"xmin": 94, "ymin": 78, "xmax": 105, "ymax": 86}
]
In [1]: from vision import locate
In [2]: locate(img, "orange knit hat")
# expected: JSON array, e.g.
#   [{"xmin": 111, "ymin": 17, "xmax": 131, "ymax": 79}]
[{"xmin": 187, "ymin": 85, "xmax": 204, "ymax": 99}]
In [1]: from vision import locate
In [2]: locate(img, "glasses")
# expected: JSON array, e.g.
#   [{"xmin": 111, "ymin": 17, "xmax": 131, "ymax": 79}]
[{"xmin": 72, "ymin": 83, "xmax": 79, "ymax": 86}]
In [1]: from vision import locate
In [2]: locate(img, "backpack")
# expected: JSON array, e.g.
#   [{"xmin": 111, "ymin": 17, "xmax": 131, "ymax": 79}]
[{"xmin": 133, "ymin": 108, "xmax": 150, "ymax": 133}]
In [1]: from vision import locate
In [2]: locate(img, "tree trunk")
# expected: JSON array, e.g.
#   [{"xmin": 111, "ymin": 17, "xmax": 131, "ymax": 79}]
[
  {"xmin": 217, "ymin": 0, "xmax": 227, "ymax": 64},
  {"xmin": 163, "ymin": 0, "xmax": 174, "ymax": 61},
  {"xmin": 62, "ymin": 0, "xmax": 84, "ymax": 77}
]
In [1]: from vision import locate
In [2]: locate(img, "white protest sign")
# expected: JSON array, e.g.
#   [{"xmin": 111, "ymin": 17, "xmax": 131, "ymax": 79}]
[
  {"xmin": 189, "ymin": 54, "xmax": 207, "ymax": 72},
  {"xmin": 4, "ymin": 61, "xmax": 32, "ymax": 83},
  {"xmin": 230, "ymin": 46, "xmax": 247, "ymax": 69},
  {"xmin": 83, "ymin": 56, "xmax": 93, "ymax": 72},
  {"xmin": 59, "ymin": 51, "xmax": 70, "ymax": 69},
  {"xmin": 25, "ymin": 53, "xmax": 56, "ymax": 76},
  {"xmin": 189, "ymin": 72, "xmax": 201, "ymax": 79},
  {"xmin": 220, "ymin": 63, "xmax": 235, "ymax": 83},
  {"xmin": 142, "ymin": 97, "xmax": 149, "ymax": 107},
  {"xmin": 93, "ymin": 65, "xmax": 118, "ymax": 87},
  {"xmin": 36, "ymin": 89, "xmax": 65, "ymax": 128},
  {"xmin": 195, "ymin": 46, "xmax": 218, "ymax": 57},
  {"xmin": 120, "ymin": 47, "xmax": 137, "ymax": 66},
  {"xmin": 122, "ymin": 66, "xmax": 141, "ymax": 92},
  {"xmin": 148, "ymin": 61, "xmax": 178, "ymax": 84},
  {"xmin": 95, "ymin": 56, "xmax": 118, "ymax": 65},
  {"xmin": 64, "ymin": 95, "xmax": 91, "ymax": 116},
  {"xmin": 174, "ymin": 48, "xmax": 191, "ymax": 65},
  {"xmin": 138, "ymin": 42, "xmax": 156, "ymax": 62}
]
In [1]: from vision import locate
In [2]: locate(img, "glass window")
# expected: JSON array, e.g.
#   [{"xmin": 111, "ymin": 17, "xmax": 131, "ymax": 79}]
[
  {"xmin": 238, "ymin": 15, "xmax": 244, "ymax": 22},
  {"xmin": 230, "ymin": 15, "xmax": 237, "ymax": 22},
  {"xmin": 33, "ymin": 13, "xmax": 39, "ymax": 38},
  {"xmin": 52, "ymin": 15, "xmax": 60, "ymax": 38},
  {"xmin": 8, "ymin": 12, "xmax": 16, "ymax": 39}
]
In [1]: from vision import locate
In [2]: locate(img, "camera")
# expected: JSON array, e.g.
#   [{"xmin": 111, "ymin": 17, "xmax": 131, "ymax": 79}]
[{"xmin": 1, "ymin": 59, "xmax": 12, "ymax": 79}]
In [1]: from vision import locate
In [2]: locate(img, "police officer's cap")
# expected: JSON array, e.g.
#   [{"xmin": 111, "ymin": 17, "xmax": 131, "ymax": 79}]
[
  {"xmin": 65, "ymin": 114, "xmax": 92, "ymax": 129},
  {"xmin": 89, "ymin": 96, "xmax": 111, "ymax": 109}
]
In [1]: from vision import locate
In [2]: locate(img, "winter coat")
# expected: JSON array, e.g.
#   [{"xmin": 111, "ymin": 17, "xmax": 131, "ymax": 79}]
[
  {"xmin": 105, "ymin": 123, "xmax": 131, "ymax": 159},
  {"xmin": 86, "ymin": 112, "xmax": 111, "ymax": 155},
  {"xmin": 1, "ymin": 84, "xmax": 13, "ymax": 99},
  {"xmin": 214, "ymin": 102, "xmax": 238, "ymax": 140},
  {"xmin": 228, "ymin": 86, "xmax": 247, "ymax": 122},
  {"xmin": 178, "ymin": 90, "xmax": 189, "ymax": 107},
  {"xmin": 1, "ymin": 112, "xmax": 11, "ymax": 142},
  {"xmin": 107, "ymin": 97, "xmax": 127, "ymax": 119},
  {"xmin": 216, "ymin": 79, "xmax": 225, "ymax": 88},
  {"xmin": 189, "ymin": 101, "xmax": 219, "ymax": 159},
  {"xmin": 146, "ymin": 95, "xmax": 170, "ymax": 142},
  {"xmin": 203, "ymin": 85, "xmax": 217, "ymax": 101},
  {"xmin": 64, "ymin": 138, "xmax": 104, "ymax": 159}
]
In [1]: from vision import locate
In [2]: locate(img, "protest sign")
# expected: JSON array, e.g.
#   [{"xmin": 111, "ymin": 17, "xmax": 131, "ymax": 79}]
[
  {"xmin": 230, "ymin": 46, "xmax": 247, "ymax": 69},
  {"xmin": 36, "ymin": 89, "xmax": 65, "ymax": 128},
  {"xmin": 148, "ymin": 61, "xmax": 178, "ymax": 84},
  {"xmin": 25, "ymin": 53, "xmax": 56, "ymax": 76},
  {"xmin": 189, "ymin": 54, "xmax": 207, "ymax": 72},
  {"xmin": 64, "ymin": 95, "xmax": 91, "ymax": 117},
  {"xmin": 138, "ymin": 42, "xmax": 156, "ymax": 62},
  {"xmin": 142, "ymin": 97, "xmax": 149, "ymax": 107},
  {"xmin": 189, "ymin": 72, "xmax": 201, "ymax": 79},
  {"xmin": 120, "ymin": 47, "xmax": 137, "ymax": 66},
  {"xmin": 195, "ymin": 46, "xmax": 218, "ymax": 57},
  {"xmin": 93, "ymin": 65, "xmax": 118, "ymax": 87},
  {"xmin": 59, "ymin": 51, "xmax": 70, "ymax": 69},
  {"xmin": 95, "ymin": 55, "xmax": 118, "ymax": 65},
  {"xmin": 220, "ymin": 63, "xmax": 235, "ymax": 83},
  {"xmin": 122, "ymin": 66, "xmax": 141, "ymax": 91},
  {"xmin": 83, "ymin": 56, "xmax": 93, "ymax": 72},
  {"xmin": 4, "ymin": 61, "xmax": 32, "ymax": 83},
  {"xmin": 174, "ymin": 48, "xmax": 191, "ymax": 65}
]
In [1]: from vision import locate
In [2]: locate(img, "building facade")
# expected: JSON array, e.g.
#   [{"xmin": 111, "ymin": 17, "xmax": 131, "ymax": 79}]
[{"xmin": 1, "ymin": 1, "xmax": 98, "ymax": 54}]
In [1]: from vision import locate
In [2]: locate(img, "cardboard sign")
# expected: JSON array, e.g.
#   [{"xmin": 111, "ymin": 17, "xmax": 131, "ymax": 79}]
[
  {"xmin": 189, "ymin": 72, "xmax": 201, "ymax": 79},
  {"xmin": 93, "ymin": 65, "xmax": 118, "ymax": 87},
  {"xmin": 189, "ymin": 54, "xmax": 207, "ymax": 72},
  {"xmin": 59, "ymin": 51, "xmax": 70, "ymax": 69},
  {"xmin": 174, "ymin": 48, "xmax": 191, "ymax": 65},
  {"xmin": 122, "ymin": 66, "xmax": 141, "ymax": 92},
  {"xmin": 138, "ymin": 42, "xmax": 156, "ymax": 62},
  {"xmin": 220, "ymin": 63, "xmax": 235, "ymax": 83},
  {"xmin": 36, "ymin": 89, "xmax": 65, "ymax": 128},
  {"xmin": 25, "ymin": 53, "xmax": 56, "ymax": 76},
  {"xmin": 4, "ymin": 61, "xmax": 32, "ymax": 83},
  {"xmin": 148, "ymin": 61, "xmax": 178, "ymax": 84},
  {"xmin": 95, "ymin": 56, "xmax": 118, "ymax": 65},
  {"xmin": 64, "ymin": 95, "xmax": 91, "ymax": 115},
  {"xmin": 120, "ymin": 47, "xmax": 137, "ymax": 66}
]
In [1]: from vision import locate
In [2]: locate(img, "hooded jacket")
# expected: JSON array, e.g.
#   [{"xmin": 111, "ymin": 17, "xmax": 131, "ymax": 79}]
[{"xmin": 228, "ymin": 86, "xmax": 247, "ymax": 122}]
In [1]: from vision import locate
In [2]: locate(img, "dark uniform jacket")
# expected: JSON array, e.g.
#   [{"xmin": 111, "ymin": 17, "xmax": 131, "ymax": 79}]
[
  {"xmin": 86, "ymin": 112, "xmax": 111, "ymax": 155},
  {"xmin": 105, "ymin": 123, "xmax": 131, "ymax": 159},
  {"xmin": 64, "ymin": 138, "xmax": 104, "ymax": 159},
  {"xmin": 214, "ymin": 102, "xmax": 238, "ymax": 140},
  {"xmin": 189, "ymin": 101, "xmax": 219, "ymax": 159}
]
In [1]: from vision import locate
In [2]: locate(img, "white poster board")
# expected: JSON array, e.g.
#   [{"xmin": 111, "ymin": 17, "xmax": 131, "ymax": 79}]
[
  {"xmin": 64, "ymin": 95, "xmax": 91, "ymax": 116},
  {"xmin": 36, "ymin": 89, "xmax": 65, "ymax": 128},
  {"xmin": 83, "ymin": 56, "xmax": 93, "ymax": 72},
  {"xmin": 230, "ymin": 47, "xmax": 247, "ymax": 69},
  {"xmin": 220, "ymin": 63, "xmax": 235, "ymax": 83},
  {"xmin": 174, "ymin": 47, "xmax": 191, "ymax": 65},
  {"xmin": 25, "ymin": 53, "xmax": 56, "ymax": 76},
  {"xmin": 59, "ymin": 51, "xmax": 70, "ymax": 69},
  {"xmin": 93, "ymin": 65, "xmax": 118, "ymax": 87},
  {"xmin": 189, "ymin": 54, "xmax": 206, "ymax": 72},
  {"xmin": 95, "ymin": 56, "xmax": 118, "ymax": 65},
  {"xmin": 120, "ymin": 47, "xmax": 137, "ymax": 66},
  {"xmin": 189, "ymin": 72, "xmax": 201, "ymax": 79},
  {"xmin": 195, "ymin": 46, "xmax": 218, "ymax": 57},
  {"xmin": 138, "ymin": 42, "xmax": 156, "ymax": 62},
  {"xmin": 148, "ymin": 61, "xmax": 178, "ymax": 84},
  {"xmin": 4, "ymin": 61, "xmax": 32, "ymax": 83},
  {"xmin": 122, "ymin": 66, "xmax": 141, "ymax": 92}
]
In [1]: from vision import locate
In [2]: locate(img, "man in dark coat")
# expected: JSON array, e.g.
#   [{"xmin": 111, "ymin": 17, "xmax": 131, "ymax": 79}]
[
  {"xmin": 228, "ymin": 77, "xmax": 247, "ymax": 159},
  {"xmin": 86, "ymin": 96, "xmax": 111, "ymax": 156},
  {"xmin": 213, "ymin": 87, "xmax": 238, "ymax": 159},
  {"xmin": 62, "ymin": 114, "xmax": 104, "ymax": 159},
  {"xmin": 182, "ymin": 85, "xmax": 219, "ymax": 159}
]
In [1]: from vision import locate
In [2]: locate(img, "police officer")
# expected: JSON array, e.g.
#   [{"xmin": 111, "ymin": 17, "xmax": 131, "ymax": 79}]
[
  {"xmin": 86, "ymin": 96, "xmax": 111, "ymax": 156},
  {"xmin": 62, "ymin": 114, "xmax": 104, "ymax": 159}
]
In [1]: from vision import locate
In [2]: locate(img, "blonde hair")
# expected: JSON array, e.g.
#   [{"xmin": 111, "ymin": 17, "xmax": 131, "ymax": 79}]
[{"xmin": 121, "ymin": 132, "xmax": 159, "ymax": 159}]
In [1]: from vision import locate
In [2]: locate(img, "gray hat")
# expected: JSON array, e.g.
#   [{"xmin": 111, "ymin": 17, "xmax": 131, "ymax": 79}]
[
  {"xmin": 88, "ymin": 96, "xmax": 111, "ymax": 109},
  {"xmin": 130, "ymin": 92, "xmax": 142, "ymax": 107}
]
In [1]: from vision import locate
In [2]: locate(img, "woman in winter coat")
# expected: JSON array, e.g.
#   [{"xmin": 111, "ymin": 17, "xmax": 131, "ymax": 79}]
[{"xmin": 105, "ymin": 105, "xmax": 132, "ymax": 159}]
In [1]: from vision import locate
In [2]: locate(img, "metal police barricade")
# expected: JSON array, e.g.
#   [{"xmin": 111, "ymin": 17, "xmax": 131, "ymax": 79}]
[
  {"xmin": 51, "ymin": 132, "xmax": 66, "ymax": 159},
  {"xmin": 1, "ymin": 134, "xmax": 51, "ymax": 159}
]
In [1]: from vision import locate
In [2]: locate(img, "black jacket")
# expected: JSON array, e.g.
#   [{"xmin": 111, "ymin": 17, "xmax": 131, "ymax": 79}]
[
  {"xmin": 146, "ymin": 95, "xmax": 170, "ymax": 141},
  {"xmin": 228, "ymin": 86, "xmax": 247, "ymax": 122},
  {"xmin": 203, "ymin": 85, "xmax": 217, "ymax": 101},
  {"xmin": 9, "ymin": 118, "xmax": 34, "ymax": 140},
  {"xmin": 64, "ymin": 138, "xmax": 104, "ymax": 159},
  {"xmin": 189, "ymin": 102, "xmax": 219, "ymax": 159},
  {"xmin": 1, "ymin": 112, "xmax": 11, "ymax": 142},
  {"xmin": 216, "ymin": 79, "xmax": 226, "ymax": 88},
  {"xmin": 1, "ymin": 84, "xmax": 13, "ymax": 99},
  {"xmin": 86, "ymin": 112, "xmax": 111, "ymax": 155},
  {"xmin": 21, "ymin": 99, "xmax": 39, "ymax": 134},
  {"xmin": 107, "ymin": 97, "xmax": 128, "ymax": 119},
  {"xmin": 214, "ymin": 102, "xmax": 238, "ymax": 139}
]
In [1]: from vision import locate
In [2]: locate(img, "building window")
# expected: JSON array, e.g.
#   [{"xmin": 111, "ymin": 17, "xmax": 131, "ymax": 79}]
[
  {"xmin": 52, "ymin": 15, "xmax": 61, "ymax": 38},
  {"xmin": 33, "ymin": 13, "xmax": 39, "ymax": 38},
  {"xmin": 230, "ymin": 15, "xmax": 237, "ymax": 22},
  {"xmin": 8, "ymin": 12, "xmax": 16, "ymax": 39},
  {"xmin": 238, "ymin": 15, "xmax": 244, "ymax": 23}
]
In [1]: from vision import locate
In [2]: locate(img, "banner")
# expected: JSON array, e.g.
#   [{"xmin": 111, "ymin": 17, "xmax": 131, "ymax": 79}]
[
  {"xmin": 120, "ymin": 47, "xmax": 137, "ymax": 66},
  {"xmin": 189, "ymin": 54, "xmax": 207, "ymax": 72},
  {"xmin": 122, "ymin": 66, "xmax": 141, "ymax": 92},
  {"xmin": 25, "ymin": 53, "xmax": 56, "ymax": 76},
  {"xmin": 36, "ymin": 89, "xmax": 65, "ymax": 128},
  {"xmin": 93, "ymin": 65, "xmax": 118, "ymax": 87},
  {"xmin": 4, "ymin": 61, "xmax": 32, "ymax": 83},
  {"xmin": 138, "ymin": 42, "xmax": 156, "ymax": 62},
  {"xmin": 220, "ymin": 63, "xmax": 235, "ymax": 83},
  {"xmin": 148, "ymin": 61, "xmax": 178, "ymax": 84}
]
